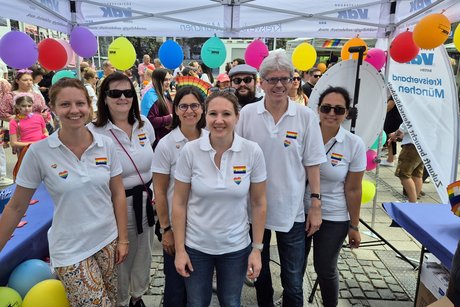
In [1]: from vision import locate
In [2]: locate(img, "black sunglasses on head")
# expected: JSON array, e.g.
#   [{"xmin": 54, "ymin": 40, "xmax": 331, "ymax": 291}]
[
  {"xmin": 106, "ymin": 89, "xmax": 135, "ymax": 98},
  {"xmin": 319, "ymin": 105, "xmax": 347, "ymax": 115},
  {"xmin": 231, "ymin": 77, "xmax": 254, "ymax": 85}
]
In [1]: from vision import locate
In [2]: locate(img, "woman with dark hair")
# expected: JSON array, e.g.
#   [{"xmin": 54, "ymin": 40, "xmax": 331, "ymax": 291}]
[
  {"xmin": 304, "ymin": 86, "xmax": 366, "ymax": 307},
  {"xmin": 152, "ymin": 86, "xmax": 206, "ymax": 307},
  {"xmin": 288, "ymin": 71, "xmax": 308, "ymax": 106},
  {"xmin": 0, "ymin": 78, "xmax": 128, "ymax": 305},
  {"xmin": 89, "ymin": 72, "xmax": 155, "ymax": 307},
  {"xmin": 199, "ymin": 62, "xmax": 214, "ymax": 85}
]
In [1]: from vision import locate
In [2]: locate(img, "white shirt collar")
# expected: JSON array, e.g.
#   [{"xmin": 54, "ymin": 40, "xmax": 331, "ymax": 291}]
[{"xmin": 47, "ymin": 128, "xmax": 104, "ymax": 148}]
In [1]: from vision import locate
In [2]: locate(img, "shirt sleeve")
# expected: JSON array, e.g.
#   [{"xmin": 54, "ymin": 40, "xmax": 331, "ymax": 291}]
[
  {"xmin": 107, "ymin": 140, "xmax": 123, "ymax": 177},
  {"xmin": 174, "ymin": 143, "xmax": 193, "ymax": 183},
  {"xmin": 152, "ymin": 138, "xmax": 172, "ymax": 175},
  {"xmin": 250, "ymin": 143, "xmax": 267, "ymax": 183},
  {"xmin": 349, "ymin": 136, "xmax": 367, "ymax": 172},
  {"xmin": 15, "ymin": 145, "xmax": 43, "ymax": 189},
  {"xmin": 9, "ymin": 119, "xmax": 18, "ymax": 135},
  {"xmin": 147, "ymin": 103, "xmax": 172, "ymax": 129},
  {"xmin": 302, "ymin": 108, "xmax": 327, "ymax": 166}
]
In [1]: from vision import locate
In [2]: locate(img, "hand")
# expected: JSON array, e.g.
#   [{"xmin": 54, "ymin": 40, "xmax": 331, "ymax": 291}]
[
  {"xmin": 306, "ymin": 200, "xmax": 322, "ymax": 237},
  {"xmin": 115, "ymin": 242, "xmax": 129, "ymax": 264},
  {"xmin": 175, "ymin": 250, "xmax": 193, "ymax": 277},
  {"xmin": 247, "ymin": 249, "xmax": 262, "ymax": 281},
  {"xmin": 348, "ymin": 228, "xmax": 361, "ymax": 249},
  {"xmin": 162, "ymin": 230, "xmax": 175, "ymax": 256}
]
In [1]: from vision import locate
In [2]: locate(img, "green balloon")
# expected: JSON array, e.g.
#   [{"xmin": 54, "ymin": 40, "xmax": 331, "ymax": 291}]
[
  {"xmin": 201, "ymin": 36, "xmax": 227, "ymax": 69},
  {"xmin": 370, "ymin": 132, "xmax": 387, "ymax": 150},
  {"xmin": 0, "ymin": 287, "xmax": 22, "ymax": 307},
  {"xmin": 52, "ymin": 70, "xmax": 77, "ymax": 85}
]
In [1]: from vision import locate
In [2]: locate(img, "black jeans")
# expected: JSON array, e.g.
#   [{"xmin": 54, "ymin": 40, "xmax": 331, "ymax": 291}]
[{"xmin": 447, "ymin": 240, "xmax": 460, "ymax": 306}]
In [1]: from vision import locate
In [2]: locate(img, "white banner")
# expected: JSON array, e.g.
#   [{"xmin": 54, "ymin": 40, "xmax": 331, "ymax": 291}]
[{"xmin": 388, "ymin": 46, "xmax": 459, "ymax": 204}]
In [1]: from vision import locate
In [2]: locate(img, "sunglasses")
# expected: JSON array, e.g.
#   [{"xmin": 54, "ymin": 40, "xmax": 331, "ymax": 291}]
[
  {"xmin": 106, "ymin": 89, "xmax": 135, "ymax": 98},
  {"xmin": 264, "ymin": 77, "xmax": 293, "ymax": 85},
  {"xmin": 313, "ymin": 75, "xmax": 322, "ymax": 79},
  {"xmin": 293, "ymin": 77, "xmax": 302, "ymax": 82},
  {"xmin": 209, "ymin": 87, "xmax": 237, "ymax": 94},
  {"xmin": 319, "ymin": 105, "xmax": 347, "ymax": 115},
  {"xmin": 231, "ymin": 77, "xmax": 254, "ymax": 85},
  {"xmin": 177, "ymin": 103, "xmax": 201, "ymax": 111}
]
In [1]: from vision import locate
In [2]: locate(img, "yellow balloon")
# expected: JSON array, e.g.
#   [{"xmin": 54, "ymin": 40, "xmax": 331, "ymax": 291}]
[
  {"xmin": 454, "ymin": 24, "xmax": 460, "ymax": 52},
  {"xmin": 361, "ymin": 180, "xmax": 376, "ymax": 204},
  {"xmin": 341, "ymin": 37, "xmax": 368, "ymax": 61},
  {"xmin": 291, "ymin": 42, "xmax": 317, "ymax": 71},
  {"xmin": 22, "ymin": 279, "xmax": 69, "ymax": 307},
  {"xmin": 317, "ymin": 62, "xmax": 327, "ymax": 73},
  {"xmin": 108, "ymin": 37, "xmax": 136, "ymax": 71},
  {"xmin": 413, "ymin": 13, "xmax": 451, "ymax": 50}
]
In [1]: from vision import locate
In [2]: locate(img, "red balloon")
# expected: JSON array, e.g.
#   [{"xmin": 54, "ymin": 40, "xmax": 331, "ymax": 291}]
[
  {"xmin": 38, "ymin": 38, "xmax": 67, "ymax": 70},
  {"xmin": 389, "ymin": 31, "xmax": 419, "ymax": 63}
]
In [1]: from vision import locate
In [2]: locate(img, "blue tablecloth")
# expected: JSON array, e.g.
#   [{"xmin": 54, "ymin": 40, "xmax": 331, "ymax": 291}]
[
  {"xmin": 0, "ymin": 184, "xmax": 53, "ymax": 285},
  {"xmin": 383, "ymin": 202, "xmax": 460, "ymax": 270}
]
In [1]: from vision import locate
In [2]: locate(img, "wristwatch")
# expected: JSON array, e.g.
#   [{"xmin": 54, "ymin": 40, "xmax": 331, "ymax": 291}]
[
  {"xmin": 349, "ymin": 224, "xmax": 359, "ymax": 231},
  {"xmin": 252, "ymin": 242, "xmax": 264, "ymax": 252},
  {"xmin": 159, "ymin": 225, "xmax": 172, "ymax": 234},
  {"xmin": 310, "ymin": 193, "xmax": 321, "ymax": 200}
]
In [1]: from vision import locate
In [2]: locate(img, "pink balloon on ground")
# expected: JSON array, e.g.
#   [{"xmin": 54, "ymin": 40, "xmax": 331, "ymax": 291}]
[
  {"xmin": 244, "ymin": 39, "xmax": 269, "ymax": 70},
  {"xmin": 366, "ymin": 149, "xmax": 378, "ymax": 171},
  {"xmin": 57, "ymin": 39, "xmax": 74, "ymax": 67},
  {"xmin": 365, "ymin": 48, "xmax": 386, "ymax": 71}
]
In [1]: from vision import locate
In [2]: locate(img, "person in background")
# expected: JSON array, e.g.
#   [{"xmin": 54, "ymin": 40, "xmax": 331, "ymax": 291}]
[
  {"xmin": 181, "ymin": 67, "xmax": 199, "ymax": 79},
  {"xmin": 199, "ymin": 62, "xmax": 214, "ymax": 85},
  {"xmin": 236, "ymin": 50, "xmax": 326, "ymax": 307},
  {"xmin": 304, "ymin": 86, "xmax": 366, "ymax": 307},
  {"xmin": 301, "ymin": 67, "xmax": 322, "ymax": 98},
  {"xmin": 229, "ymin": 64, "xmax": 263, "ymax": 108},
  {"xmin": 215, "ymin": 73, "xmax": 231, "ymax": 89},
  {"xmin": 138, "ymin": 55, "xmax": 151, "ymax": 84},
  {"xmin": 447, "ymin": 240, "xmax": 460, "ymax": 305},
  {"xmin": 140, "ymin": 68, "xmax": 154, "ymax": 99},
  {"xmin": 188, "ymin": 61, "xmax": 202, "ymax": 77},
  {"xmin": 31, "ymin": 66, "xmax": 46, "ymax": 99},
  {"xmin": 0, "ymin": 59, "xmax": 8, "ymax": 80},
  {"xmin": 153, "ymin": 58, "xmax": 163, "ymax": 69},
  {"xmin": 124, "ymin": 68, "xmax": 140, "ymax": 98},
  {"xmin": 83, "ymin": 67, "xmax": 98, "ymax": 119},
  {"xmin": 0, "ymin": 76, "xmax": 13, "ymax": 186},
  {"xmin": 173, "ymin": 91, "xmax": 267, "ymax": 307},
  {"xmin": 97, "ymin": 60, "xmax": 116, "ymax": 95},
  {"xmin": 381, "ymin": 95, "xmax": 402, "ymax": 167},
  {"xmin": 89, "ymin": 72, "xmax": 155, "ymax": 307},
  {"xmin": 0, "ymin": 78, "xmax": 128, "ymax": 306},
  {"xmin": 152, "ymin": 86, "xmax": 207, "ymax": 307},
  {"xmin": 288, "ymin": 71, "xmax": 308, "ymax": 106},
  {"xmin": 38, "ymin": 68, "xmax": 54, "ymax": 104},
  {"xmin": 232, "ymin": 58, "xmax": 245, "ymax": 67},
  {"xmin": 225, "ymin": 62, "xmax": 232, "ymax": 75}
]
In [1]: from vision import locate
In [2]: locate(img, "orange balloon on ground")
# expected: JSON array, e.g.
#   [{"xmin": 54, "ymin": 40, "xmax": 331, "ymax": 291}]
[
  {"xmin": 413, "ymin": 13, "xmax": 451, "ymax": 50},
  {"xmin": 317, "ymin": 63, "xmax": 327, "ymax": 73},
  {"xmin": 341, "ymin": 37, "xmax": 368, "ymax": 61}
]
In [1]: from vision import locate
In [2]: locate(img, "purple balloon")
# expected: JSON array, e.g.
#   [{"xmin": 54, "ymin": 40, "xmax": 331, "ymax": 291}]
[
  {"xmin": 0, "ymin": 31, "xmax": 38, "ymax": 69},
  {"xmin": 70, "ymin": 26, "xmax": 97, "ymax": 58}
]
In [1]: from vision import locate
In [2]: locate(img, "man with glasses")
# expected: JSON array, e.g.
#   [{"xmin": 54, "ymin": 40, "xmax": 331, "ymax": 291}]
[
  {"xmin": 301, "ymin": 67, "xmax": 322, "ymax": 98},
  {"xmin": 236, "ymin": 50, "xmax": 326, "ymax": 307},
  {"xmin": 229, "ymin": 64, "xmax": 263, "ymax": 108}
]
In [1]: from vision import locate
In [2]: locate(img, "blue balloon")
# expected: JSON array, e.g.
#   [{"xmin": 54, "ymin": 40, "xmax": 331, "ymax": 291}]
[
  {"xmin": 159, "ymin": 40, "xmax": 183, "ymax": 70},
  {"xmin": 8, "ymin": 259, "xmax": 53, "ymax": 298},
  {"xmin": 201, "ymin": 36, "xmax": 227, "ymax": 69}
]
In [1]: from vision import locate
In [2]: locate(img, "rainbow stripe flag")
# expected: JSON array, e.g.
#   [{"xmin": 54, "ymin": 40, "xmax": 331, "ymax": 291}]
[
  {"xmin": 447, "ymin": 180, "xmax": 460, "ymax": 217},
  {"xmin": 322, "ymin": 39, "xmax": 341, "ymax": 48},
  {"xmin": 286, "ymin": 131, "xmax": 298, "ymax": 139},
  {"xmin": 233, "ymin": 166, "xmax": 247, "ymax": 174},
  {"xmin": 95, "ymin": 157, "xmax": 108, "ymax": 165}
]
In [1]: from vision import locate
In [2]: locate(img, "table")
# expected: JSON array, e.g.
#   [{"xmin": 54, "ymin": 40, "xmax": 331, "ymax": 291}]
[
  {"xmin": 0, "ymin": 184, "xmax": 53, "ymax": 285},
  {"xmin": 383, "ymin": 202, "xmax": 460, "ymax": 270}
]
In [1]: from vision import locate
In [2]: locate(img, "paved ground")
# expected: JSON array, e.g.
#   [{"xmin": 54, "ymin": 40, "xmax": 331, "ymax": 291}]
[{"xmin": 1, "ymin": 140, "xmax": 450, "ymax": 306}]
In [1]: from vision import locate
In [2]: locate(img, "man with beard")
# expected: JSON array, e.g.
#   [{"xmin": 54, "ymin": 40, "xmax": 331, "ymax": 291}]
[{"xmin": 229, "ymin": 64, "xmax": 263, "ymax": 108}]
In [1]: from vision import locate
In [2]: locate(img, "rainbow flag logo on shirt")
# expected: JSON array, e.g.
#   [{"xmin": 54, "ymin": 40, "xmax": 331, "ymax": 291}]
[
  {"xmin": 138, "ymin": 133, "xmax": 147, "ymax": 147},
  {"xmin": 233, "ymin": 166, "xmax": 247, "ymax": 174},
  {"xmin": 331, "ymin": 153, "xmax": 343, "ymax": 166},
  {"xmin": 95, "ymin": 157, "xmax": 108, "ymax": 165},
  {"xmin": 59, "ymin": 170, "xmax": 68, "ymax": 179},
  {"xmin": 284, "ymin": 139, "xmax": 291, "ymax": 147},
  {"xmin": 234, "ymin": 177, "xmax": 242, "ymax": 185},
  {"xmin": 286, "ymin": 131, "xmax": 298, "ymax": 139}
]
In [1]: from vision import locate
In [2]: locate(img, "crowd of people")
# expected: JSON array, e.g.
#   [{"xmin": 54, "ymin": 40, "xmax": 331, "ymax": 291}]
[{"xmin": 0, "ymin": 48, "xmax": 458, "ymax": 307}]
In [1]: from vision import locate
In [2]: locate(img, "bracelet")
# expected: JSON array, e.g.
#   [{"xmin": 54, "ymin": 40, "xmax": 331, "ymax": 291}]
[
  {"xmin": 252, "ymin": 242, "xmax": 264, "ymax": 251},
  {"xmin": 349, "ymin": 224, "xmax": 359, "ymax": 231},
  {"xmin": 118, "ymin": 241, "xmax": 130, "ymax": 245}
]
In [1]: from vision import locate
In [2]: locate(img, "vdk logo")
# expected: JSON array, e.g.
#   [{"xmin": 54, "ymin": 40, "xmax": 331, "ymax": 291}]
[
  {"xmin": 407, "ymin": 53, "xmax": 434, "ymax": 66},
  {"xmin": 100, "ymin": 6, "xmax": 132, "ymax": 18},
  {"xmin": 337, "ymin": 9, "xmax": 368, "ymax": 20},
  {"xmin": 410, "ymin": 0, "xmax": 432, "ymax": 13},
  {"xmin": 40, "ymin": 0, "xmax": 59, "ymax": 11}
]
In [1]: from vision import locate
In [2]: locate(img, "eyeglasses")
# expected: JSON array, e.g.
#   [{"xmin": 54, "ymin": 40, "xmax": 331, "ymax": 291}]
[
  {"xmin": 313, "ymin": 75, "xmax": 322, "ymax": 79},
  {"xmin": 293, "ymin": 77, "xmax": 302, "ymax": 82},
  {"xmin": 106, "ymin": 89, "xmax": 135, "ymax": 98},
  {"xmin": 209, "ymin": 87, "xmax": 237, "ymax": 94},
  {"xmin": 319, "ymin": 105, "xmax": 347, "ymax": 115},
  {"xmin": 177, "ymin": 103, "xmax": 202, "ymax": 111},
  {"xmin": 264, "ymin": 77, "xmax": 293, "ymax": 85},
  {"xmin": 231, "ymin": 77, "xmax": 254, "ymax": 85}
]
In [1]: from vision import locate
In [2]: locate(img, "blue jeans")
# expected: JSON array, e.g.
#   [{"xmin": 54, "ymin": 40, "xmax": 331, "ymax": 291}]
[
  {"xmin": 305, "ymin": 218, "xmax": 348, "ymax": 307},
  {"xmin": 184, "ymin": 245, "xmax": 251, "ymax": 307},
  {"xmin": 163, "ymin": 250, "xmax": 186, "ymax": 307},
  {"xmin": 252, "ymin": 222, "xmax": 306, "ymax": 307}
]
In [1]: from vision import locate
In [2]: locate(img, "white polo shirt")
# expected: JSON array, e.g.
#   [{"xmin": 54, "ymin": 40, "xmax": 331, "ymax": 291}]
[
  {"xmin": 236, "ymin": 99, "xmax": 326, "ymax": 232},
  {"xmin": 174, "ymin": 133, "xmax": 266, "ymax": 255},
  {"xmin": 304, "ymin": 126, "xmax": 366, "ymax": 221},
  {"xmin": 16, "ymin": 130, "xmax": 123, "ymax": 267},
  {"xmin": 152, "ymin": 127, "xmax": 206, "ymax": 221},
  {"xmin": 88, "ymin": 115, "xmax": 155, "ymax": 189}
]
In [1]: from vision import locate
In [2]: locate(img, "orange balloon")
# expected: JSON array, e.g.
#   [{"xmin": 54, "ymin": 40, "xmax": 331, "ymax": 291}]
[
  {"xmin": 341, "ymin": 37, "xmax": 368, "ymax": 61},
  {"xmin": 317, "ymin": 63, "xmax": 327, "ymax": 73},
  {"xmin": 413, "ymin": 13, "xmax": 451, "ymax": 49}
]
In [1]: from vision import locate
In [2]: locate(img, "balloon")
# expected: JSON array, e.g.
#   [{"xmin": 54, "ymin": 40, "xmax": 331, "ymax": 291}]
[
  {"xmin": 454, "ymin": 24, "xmax": 460, "ymax": 52},
  {"xmin": 159, "ymin": 40, "xmax": 183, "ymax": 70},
  {"xmin": 317, "ymin": 63, "xmax": 327, "ymax": 73},
  {"xmin": 22, "ymin": 279, "xmax": 69, "ymax": 307},
  {"xmin": 370, "ymin": 133, "xmax": 387, "ymax": 150},
  {"xmin": 413, "ymin": 13, "xmax": 451, "ymax": 50},
  {"xmin": 70, "ymin": 26, "xmax": 98, "ymax": 58},
  {"xmin": 57, "ymin": 39, "xmax": 74, "ymax": 67},
  {"xmin": 0, "ymin": 31, "xmax": 38, "ymax": 69},
  {"xmin": 108, "ymin": 37, "xmax": 136, "ymax": 71},
  {"xmin": 201, "ymin": 36, "xmax": 227, "ymax": 69},
  {"xmin": 8, "ymin": 259, "xmax": 53, "ymax": 298},
  {"xmin": 390, "ymin": 31, "xmax": 419, "ymax": 63},
  {"xmin": 361, "ymin": 180, "xmax": 376, "ymax": 204},
  {"xmin": 52, "ymin": 70, "xmax": 77, "ymax": 85},
  {"xmin": 0, "ymin": 287, "xmax": 22, "ymax": 306},
  {"xmin": 38, "ymin": 38, "xmax": 67, "ymax": 71},
  {"xmin": 341, "ymin": 37, "xmax": 368, "ymax": 61},
  {"xmin": 366, "ymin": 149, "xmax": 378, "ymax": 171},
  {"xmin": 291, "ymin": 42, "xmax": 317, "ymax": 71},
  {"xmin": 244, "ymin": 39, "xmax": 269, "ymax": 70},
  {"xmin": 364, "ymin": 48, "xmax": 387, "ymax": 71}
]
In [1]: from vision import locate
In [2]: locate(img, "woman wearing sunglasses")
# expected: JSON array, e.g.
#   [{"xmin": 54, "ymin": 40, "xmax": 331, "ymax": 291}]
[
  {"xmin": 152, "ymin": 86, "xmax": 207, "ymax": 307},
  {"xmin": 89, "ymin": 72, "xmax": 155, "ymax": 307},
  {"xmin": 304, "ymin": 86, "xmax": 366, "ymax": 307},
  {"xmin": 288, "ymin": 71, "xmax": 309, "ymax": 106}
]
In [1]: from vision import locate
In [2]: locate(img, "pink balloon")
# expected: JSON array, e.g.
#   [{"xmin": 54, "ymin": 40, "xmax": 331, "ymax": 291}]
[
  {"xmin": 366, "ymin": 149, "xmax": 378, "ymax": 171},
  {"xmin": 365, "ymin": 48, "xmax": 386, "ymax": 71},
  {"xmin": 244, "ymin": 40, "xmax": 269, "ymax": 70},
  {"xmin": 57, "ymin": 39, "xmax": 74, "ymax": 67}
]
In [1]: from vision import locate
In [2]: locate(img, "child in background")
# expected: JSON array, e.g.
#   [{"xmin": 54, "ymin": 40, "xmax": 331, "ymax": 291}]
[{"xmin": 9, "ymin": 93, "xmax": 48, "ymax": 154}]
